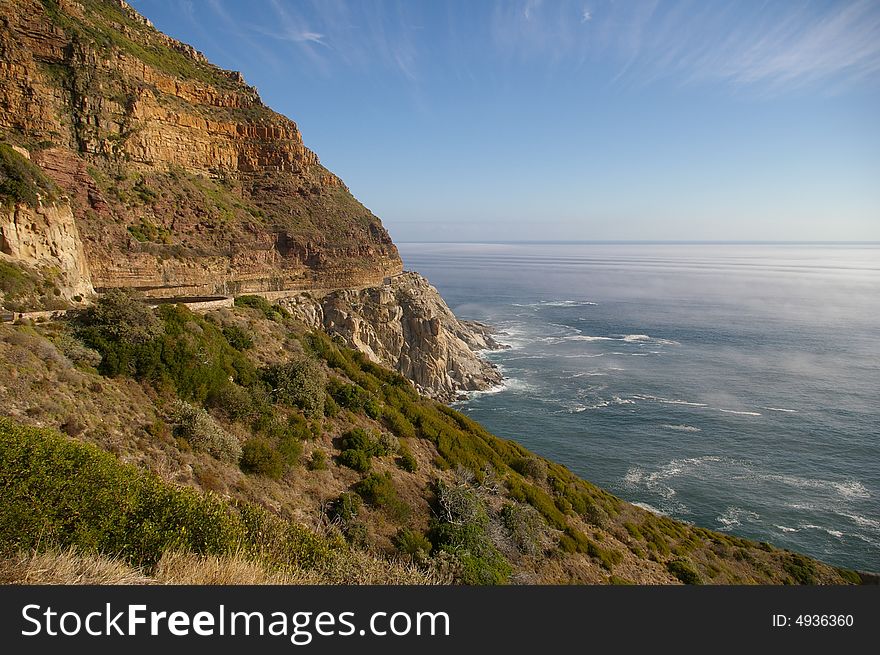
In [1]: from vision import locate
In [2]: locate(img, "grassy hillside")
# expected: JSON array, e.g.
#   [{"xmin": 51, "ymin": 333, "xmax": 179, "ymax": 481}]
[{"xmin": 0, "ymin": 293, "xmax": 861, "ymax": 585}]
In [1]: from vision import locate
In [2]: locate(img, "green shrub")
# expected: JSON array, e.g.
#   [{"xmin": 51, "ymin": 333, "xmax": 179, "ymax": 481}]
[
  {"xmin": 277, "ymin": 431, "xmax": 303, "ymax": 467},
  {"xmin": 262, "ymin": 359, "xmax": 325, "ymax": 417},
  {"xmin": 78, "ymin": 289, "xmax": 163, "ymax": 346},
  {"xmin": 328, "ymin": 493, "xmax": 362, "ymax": 524},
  {"xmin": 382, "ymin": 405, "xmax": 416, "ymax": 439},
  {"xmin": 429, "ymin": 521, "xmax": 511, "ymax": 585},
  {"xmin": 354, "ymin": 473, "xmax": 398, "ymax": 507},
  {"xmin": 0, "ymin": 417, "xmax": 338, "ymax": 569},
  {"xmin": 340, "ymin": 428, "xmax": 374, "ymax": 453},
  {"xmin": 307, "ymin": 449, "xmax": 328, "ymax": 471},
  {"xmin": 500, "ymin": 503, "xmax": 546, "ymax": 555},
  {"xmin": 0, "ymin": 142, "xmax": 60, "ymax": 206},
  {"xmin": 234, "ymin": 295, "xmax": 287, "ymax": 322},
  {"xmin": 222, "ymin": 324, "xmax": 253, "ymax": 350},
  {"xmin": 510, "ymin": 456, "xmax": 547, "ymax": 481},
  {"xmin": 338, "ymin": 448, "xmax": 371, "ymax": 473},
  {"xmin": 667, "ymin": 558, "xmax": 703, "ymax": 585},
  {"xmin": 323, "ymin": 395, "xmax": 339, "ymax": 417},
  {"xmin": 240, "ymin": 438, "xmax": 284, "ymax": 479},
  {"xmin": 172, "ymin": 400, "xmax": 242, "ymax": 462},
  {"xmin": 394, "ymin": 528, "xmax": 432, "ymax": 560},
  {"xmin": 209, "ymin": 383, "xmax": 256, "ymax": 421},
  {"xmin": 783, "ymin": 553, "xmax": 818, "ymax": 585},
  {"xmin": 397, "ymin": 443, "xmax": 418, "ymax": 472},
  {"xmin": 78, "ymin": 302, "xmax": 257, "ymax": 403}
]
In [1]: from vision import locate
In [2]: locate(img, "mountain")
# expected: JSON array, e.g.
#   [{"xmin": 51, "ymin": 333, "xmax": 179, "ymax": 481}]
[
  {"xmin": 1, "ymin": 0, "xmax": 400, "ymax": 300},
  {"xmin": 0, "ymin": 0, "xmax": 864, "ymax": 585}
]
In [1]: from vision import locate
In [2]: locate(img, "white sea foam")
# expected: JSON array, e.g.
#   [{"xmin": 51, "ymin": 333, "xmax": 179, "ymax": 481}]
[
  {"xmin": 717, "ymin": 408, "xmax": 762, "ymax": 416},
  {"xmin": 630, "ymin": 394, "xmax": 708, "ymax": 407},
  {"xmin": 763, "ymin": 406, "xmax": 798, "ymax": 413},
  {"xmin": 774, "ymin": 525, "xmax": 800, "ymax": 533},
  {"xmin": 661, "ymin": 424, "xmax": 702, "ymax": 433},
  {"xmin": 763, "ymin": 474, "xmax": 871, "ymax": 500},
  {"xmin": 840, "ymin": 513, "xmax": 880, "ymax": 530},
  {"xmin": 562, "ymin": 333, "xmax": 680, "ymax": 346},
  {"xmin": 511, "ymin": 299, "xmax": 598, "ymax": 308},
  {"xmin": 800, "ymin": 524, "xmax": 846, "ymax": 538},
  {"xmin": 632, "ymin": 502, "xmax": 668, "ymax": 516},
  {"xmin": 717, "ymin": 507, "xmax": 760, "ymax": 530}
]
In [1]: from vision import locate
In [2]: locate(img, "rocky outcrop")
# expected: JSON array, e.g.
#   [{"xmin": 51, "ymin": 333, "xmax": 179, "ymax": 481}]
[
  {"xmin": 0, "ymin": 0, "xmax": 401, "ymax": 297},
  {"xmin": 282, "ymin": 272, "xmax": 504, "ymax": 401},
  {"xmin": 0, "ymin": 198, "xmax": 94, "ymax": 303}
]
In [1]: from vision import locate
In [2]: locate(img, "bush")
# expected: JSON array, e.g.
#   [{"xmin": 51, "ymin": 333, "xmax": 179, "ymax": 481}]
[
  {"xmin": 51, "ymin": 333, "xmax": 102, "ymax": 369},
  {"xmin": 277, "ymin": 432, "xmax": 303, "ymax": 467},
  {"xmin": 338, "ymin": 448, "xmax": 371, "ymax": 473},
  {"xmin": 500, "ymin": 503, "xmax": 546, "ymax": 555},
  {"xmin": 354, "ymin": 473, "xmax": 398, "ymax": 507},
  {"xmin": 339, "ymin": 428, "xmax": 374, "ymax": 453},
  {"xmin": 240, "ymin": 438, "xmax": 284, "ymax": 479},
  {"xmin": 79, "ymin": 290, "xmax": 163, "ymax": 346},
  {"xmin": 510, "ymin": 456, "xmax": 547, "ymax": 481},
  {"xmin": 394, "ymin": 528, "xmax": 432, "ymax": 560},
  {"xmin": 209, "ymin": 383, "xmax": 256, "ymax": 421},
  {"xmin": 78, "ymin": 303, "xmax": 258, "ymax": 403},
  {"xmin": 234, "ymin": 295, "xmax": 289, "ymax": 322},
  {"xmin": 396, "ymin": 443, "xmax": 418, "ymax": 472},
  {"xmin": 172, "ymin": 400, "xmax": 242, "ymax": 462},
  {"xmin": 783, "ymin": 553, "xmax": 818, "ymax": 585},
  {"xmin": 328, "ymin": 493, "xmax": 362, "ymax": 524},
  {"xmin": 667, "ymin": 558, "xmax": 702, "ymax": 585},
  {"xmin": 307, "ymin": 449, "xmax": 328, "ymax": 471},
  {"xmin": 262, "ymin": 359, "xmax": 325, "ymax": 417},
  {"xmin": 0, "ymin": 417, "xmax": 338, "ymax": 569},
  {"xmin": 0, "ymin": 142, "xmax": 60, "ymax": 206},
  {"xmin": 222, "ymin": 324, "xmax": 253, "ymax": 350}
]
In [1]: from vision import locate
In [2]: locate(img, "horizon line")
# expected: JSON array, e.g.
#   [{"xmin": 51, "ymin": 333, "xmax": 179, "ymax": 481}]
[{"xmin": 395, "ymin": 240, "xmax": 880, "ymax": 245}]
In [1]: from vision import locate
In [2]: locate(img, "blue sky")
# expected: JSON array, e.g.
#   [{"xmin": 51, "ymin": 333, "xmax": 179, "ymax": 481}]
[{"xmin": 131, "ymin": 0, "xmax": 880, "ymax": 242}]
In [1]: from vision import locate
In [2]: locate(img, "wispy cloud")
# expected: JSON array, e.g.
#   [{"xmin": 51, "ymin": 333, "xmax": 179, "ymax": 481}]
[{"xmin": 489, "ymin": 0, "xmax": 880, "ymax": 93}]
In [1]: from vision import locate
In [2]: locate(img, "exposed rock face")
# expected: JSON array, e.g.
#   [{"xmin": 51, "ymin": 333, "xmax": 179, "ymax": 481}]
[
  {"xmin": 1, "ymin": 198, "xmax": 94, "ymax": 302},
  {"xmin": 282, "ymin": 272, "xmax": 503, "ymax": 401},
  {"xmin": 0, "ymin": 0, "xmax": 401, "ymax": 296}
]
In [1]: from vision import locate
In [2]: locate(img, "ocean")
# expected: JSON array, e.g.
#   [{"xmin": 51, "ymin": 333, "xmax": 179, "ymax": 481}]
[{"xmin": 398, "ymin": 242, "xmax": 880, "ymax": 572}]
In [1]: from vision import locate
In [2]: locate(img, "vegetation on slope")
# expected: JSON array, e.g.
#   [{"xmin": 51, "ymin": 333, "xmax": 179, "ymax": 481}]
[
  {"xmin": 0, "ymin": 143, "xmax": 61, "ymax": 207},
  {"xmin": 0, "ymin": 293, "xmax": 862, "ymax": 585}
]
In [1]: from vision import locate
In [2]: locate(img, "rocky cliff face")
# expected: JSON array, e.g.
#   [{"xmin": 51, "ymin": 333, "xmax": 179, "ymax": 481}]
[
  {"xmin": 1, "ymin": 197, "xmax": 94, "ymax": 302},
  {"xmin": 282, "ymin": 272, "xmax": 504, "ymax": 401},
  {"xmin": 0, "ymin": 0, "xmax": 401, "ymax": 297}
]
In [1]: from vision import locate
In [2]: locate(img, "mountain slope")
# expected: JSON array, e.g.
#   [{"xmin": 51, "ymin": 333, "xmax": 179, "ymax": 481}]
[{"xmin": 0, "ymin": 0, "xmax": 401, "ymax": 298}]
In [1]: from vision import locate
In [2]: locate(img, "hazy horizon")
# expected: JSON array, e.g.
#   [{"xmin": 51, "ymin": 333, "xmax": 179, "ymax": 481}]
[{"xmin": 132, "ymin": 0, "xmax": 880, "ymax": 242}]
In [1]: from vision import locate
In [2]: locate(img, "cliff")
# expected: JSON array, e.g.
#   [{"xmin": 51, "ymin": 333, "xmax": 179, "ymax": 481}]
[
  {"xmin": 0, "ymin": 0, "xmax": 401, "ymax": 298},
  {"xmin": 282, "ymin": 272, "xmax": 503, "ymax": 402}
]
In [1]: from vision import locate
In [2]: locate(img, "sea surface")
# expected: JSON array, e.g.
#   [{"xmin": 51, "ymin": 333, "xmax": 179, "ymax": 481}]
[{"xmin": 398, "ymin": 242, "xmax": 880, "ymax": 572}]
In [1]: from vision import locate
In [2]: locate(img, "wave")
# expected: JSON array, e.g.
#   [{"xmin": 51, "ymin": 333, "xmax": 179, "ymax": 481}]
[
  {"xmin": 762, "ymin": 474, "xmax": 871, "ymax": 500},
  {"xmin": 717, "ymin": 506, "xmax": 760, "ymax": 530},
  {"xmin": 763, "ymin": 406, "xmax": 798, "ymax": 413},
  {"xmin": 562, "ymin": 333, "xmax": 680, "ymax": 346},
  {"xmin": 512, "ymin": 300, "xmax": 598, "ymax": 308},
  {"xmin": 632, "ymin": 502, "xmax": 667, "ymax": 516},
  {"xmin": 839, "ymin": 513, "xmax": 880, "ymax": 530},
  {"xmin": 774, "ymin": 525, "xmax": 799, "ymax": 533},
  {"xmin": 661, "ymin": 424, "xmax": 702, "ymax": 432},
  {"xmin": 629, "ymin": 394, "xmax": 708, "ymax": 407},
  {"xmin": 717, "ymin": 408, "xmax": 762, "ymax": 416},
  {"xmin": 799, "ymin": 524, "xmax": 845, "ymax": 538}
]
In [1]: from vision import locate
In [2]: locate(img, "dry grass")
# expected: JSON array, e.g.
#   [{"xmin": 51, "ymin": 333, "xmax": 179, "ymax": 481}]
[
  {"xmin": 0, "ymin": 548, "xmax": 450, "ymax": 585},
  {"xmin": 0, "ymin": 549, "xmax": 153, "ymax": 585}
]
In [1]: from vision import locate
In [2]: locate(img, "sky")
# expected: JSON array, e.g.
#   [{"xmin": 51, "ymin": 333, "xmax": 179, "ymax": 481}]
[{"xmin": 130, "ymin": 0, "xmax": 880, "ymax": 242}]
